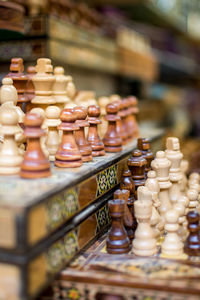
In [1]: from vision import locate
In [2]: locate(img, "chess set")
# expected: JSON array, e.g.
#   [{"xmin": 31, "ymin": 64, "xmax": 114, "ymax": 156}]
[
  {"xmin": 0, "ymin": 57, "xmax": 164, "ymax": 300},
  {"xmin": 53, "ymin": 137, "xmax": 200, "ymax": 300}
]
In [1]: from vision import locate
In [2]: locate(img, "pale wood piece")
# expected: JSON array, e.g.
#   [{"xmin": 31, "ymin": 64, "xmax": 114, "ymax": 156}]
[
  {"xmin": 0, "ymin": 106, "xmax": 22, "ymax": 175},
  {"xmin": 177, "ymin": 194, "xmax": 190, "ymax": 241},
  {"xmin": 44, "ymin": 106, "xmax": 61, "ymax": 161},
  {"xmin": 188, "ymin": 189, "xmax": 199, "ymax": 211},
  {"xmin": 165, "ymin": 137, "xmax": 183, "ymax": 207},
  {"xmin": 180, "ymin": 159, "xmax": 189, "ymax": 194},
  {"xmin": 74, "ymin": 91, "xmax": 97, "ymax": 107},
  {"xmin": 26, "ymin": 65, "xmax": 36, "ymax": 112},
  {"xmin": 174, "ymin": 202, "xmax": 185, "ymax": 241},
  {"xmin": 66, "ymin": 75, "xmax": 76, "ymax": 100},
  {"xmin": 151, "ymin": 151, "xmax": 172, "ymax": 225},
  {"xmin": 132, "ymin": 186, "xmax": 157, "ymax": 256}
]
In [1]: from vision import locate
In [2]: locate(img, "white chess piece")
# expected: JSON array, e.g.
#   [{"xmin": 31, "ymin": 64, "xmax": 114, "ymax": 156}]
[{"xmin": 179, "ymin": 160, "xmax": 189, "ymax": 194}]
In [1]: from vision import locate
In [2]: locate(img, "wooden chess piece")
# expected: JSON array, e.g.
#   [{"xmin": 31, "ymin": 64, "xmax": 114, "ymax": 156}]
[
  {"xmin": 177, "ymin": 194, "xmax": 190, "ymax": 241},
  {"xmin": 174, "ymin": 202, "xmax": 185, "ymax": 241},
  {"xmin": 87, "ymin": 105, "xmax": 105, "ymax": 157},
  {"xmin": 44, "ymin": 106, "xmax": 61, "ymax": 161},
  {"xmin": 106, "ymin": 199, "xmax": 130, "ymax": 254},
  {"xmin": 165, "ymin": 137, "xmax": 183, "ymax": 207},
  {"xmin": 119, "ymin": 100, "xmax": 129, "ymax": 143},
  {"xmin": 103, "ymin": 102, "xmax": 122, "ymax": 152},
  {"xmin": 6, "ymin": 58, "xmax": 28, "ymax": 109},
  {"xmin": 66, "ymin": 75, "xmax": 76, "ymax": 101},
  {"xmin": 188, "ymin": 189, "xmax": 199, "ymax": 211},
  {"xmin": 189, "ymin": 172, "xmax": 200, "ymax": 184},
  {"xmin": 184, "ymin": 211, "xmax": 200, "ymax": 256},
  {"xmin": 151, "ymin": 151, "xmax": 172, "ymax": 223},
  {"xmin": 114, "ymin": 189, "xmax": 134, "ymax": 242},
  {"xmin": 52, "ymin": 66, "xmax": 71, "ymax": 109},
  {"xmin": 132, "ymin": 186, "xmax": 157, "ymax": 256},
  {"xmin": 180, "ymin": 159, "xmax": 189, "ymax": 195},
  {"xmin": 116, "ymin": 100, "xmax": 126, "ymax": 145},
  {"xmin": 126, "ymin": 96, "xmax": 139, "ymax": 138},
  {"xmin": 138, "ymin": 138, "xmax": 154, "ymax": 176},
  {"xmin": 121, "ymin": 98, "xmax": 132, "ymax": 143},
  {"xmin": 161, "ymin": 209, "xmax": 185, "ymax": 259},
  {"xmin": 127, "ymin": 149, "xmax": 146, "ymax": 197},
  {"xmin": 0, "ymin": 106, "xmax": 23, "ymax": 175},
  {"xmin": 74, "ymin": 90, "xmax": 97, "ymax": 107},
  {"xmin": 55, "ymin": 108, "xmax": 82, "ymax": 168},
  {"xmin": 74, "ymin": 106, "xmax": 92, "ymax": 162},
  {"xmin": 20, "ymin": 113, "xmax": 51, "ymax": 178},
  {"xmin": 98, "ymin": 96, "xmax": 110, "ymax": 138},
  {"xmin": 26, "ymin": 65, "xmax": 36, "ymax": 112}
]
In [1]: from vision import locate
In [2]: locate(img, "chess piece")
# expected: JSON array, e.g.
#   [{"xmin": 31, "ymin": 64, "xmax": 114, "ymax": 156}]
[
  {"xmin": 161, "ymin": 209, "xmax": 185, "ymax": 258},
  {"xmin": 66, "ymin": 75, "xmax": 76, "ymax": 100},
  {"xmin": 6, "ymin": 58, "xmax": 28, "ymax": 109},
  {"xmin": 44, "ymin": 106, "xmax": 61, "ymax": 161},
  {"xmin": 132, "ymin": 186, "xmax": 157, "ymax": 256},
  {"xmin": 26, "ymin": 66, "xmax": 36, "ymax": 112},
  {"xmin": 55, "ymin": 108, "xmax": 82, "ymax": 168},
  {"xmin": 189, "ymin": 172, "xmax": 200, "ymax": 184},
  {"xmin": 0, "ymin": 106, "xmax": 23, "ymax": 174},
  {"xmin": 20, "ymin": 113, "xmax": 51, "ymax": 178},
  {"xmin": 177, "ymin": 194, "xmax": 190, "ymax": 240},
  {"xmin": 165, "ymin": 137, "xmax": 183, "ymax": 207},
  {"xmin": 114, "ymin": 189, "xmax": 134, "ymax": 242},
  {"xmin": 87, "ymin": 105, "xmax": 105, "ymax": 157},
  {"xmin": 127, "ymin": 150, "xmax": 146, "ymax": 197},
  {"xmin": 103, "ymin": 102, "xmax": 122, "ymax": 152},
  {"xmin": 138, "ymin": 138, "xmax": 154, "ymax": 176},
  {"xmin": 126, "ymin": 96, "xmax": 139, "ymax": 138},
  {"xmin": 116, "ymin": 100, "xmax": 126, "ymax": 145},
  {"xmin": 122, "ymin": 98, "xmax": 132, "ymax": 142},
  {"xmin": 98, "ymin": 96, "xmax": 110, "ymax": 138},
  {"xmin": 151, "ymin": 151, "xmax": 172, "ymax": 222},
  {"xmin": 180, "ymin": 160, "xmax": 189, "ymax": 194},
  {"xmin": 188, "ymin": 189, "xmax": 199, "ymax": 211},
  {"xmin": 106, "ymin": 199, "xmax": 130, "ymax": 254},
  {"xmin": 52, "ymin": 66, "xmax": 72, "ymax": 109},
  {"xmin": 174, "ymin": 202, "xmax": 185, "ymax": 241},
  {"xmin": 74, "ymin": 90, "xmax": 97, "ymax": 107},
  {"xmin": 184, "ymin": 211, "xmax": 200, "ymax": 256},
  {"xmin": 74, "ymin": 106, "xmax": 92, "ymax": 162}
]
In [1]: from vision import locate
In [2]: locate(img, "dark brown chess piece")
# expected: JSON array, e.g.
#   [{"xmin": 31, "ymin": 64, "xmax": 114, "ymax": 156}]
[
  {"xmin": 116, "ymin": 100, "xmax": 126, "ymax": 145},
  {"xmin": 127, "ymin": 96, "xmax": 139, "ymax": 138},
  {"xmin": 138, "ymin": 138, "xmax": 154, "ymax": 176},
  {"xmin": 128, "ymin": 149, "xmax": 147, "ymax": 198},
  {"xmin": 6, "ymin": 58, "xmax": 28, "ymax": 110},
  {"xmin": 26, "ymin": 65, "xmax": 36, "ymax": 112},
  {"xmin": 103, "ymin": 102, "xmax": 122, "ymax": 152},
  {"xmin": 106, "ymin": 199, "xmax": 130, "ymax": 254},
  {"xmin": 87, "ymin": 105, "xmax": 105, "ymax": 157},
  {"xmin": 74, "ymin": 106, "xmax": 92, "ymax": 162},
  {"xmin": 184, "ymin": 211, "xmax": 200, "ymax": 256},
  {"xmin": 55, "ymin": 108, "xmax": 82, "ymax": 168},
  {"xmin": 20, "ymin": 113, "xmax": 51, "ymax": 179},
  {"xmin": 122, "ymin": 98, "xmax": 133, "ymax": 142},
  {"xmin": 120, "ymin": 100, "xmax": 129, "ymax": 143},
  {"xmin": 114, "ymin": 189, "xmax": 134, "ymax": 242}
]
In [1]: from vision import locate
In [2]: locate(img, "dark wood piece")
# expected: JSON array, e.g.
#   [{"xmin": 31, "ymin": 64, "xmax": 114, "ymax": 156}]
[
  {"xmin": 128, "ymin": 149, "xmax": 147, "ymax": 198},
  {"xmin": 74, "ymin": 106, "xmax": 92, "ymax": 162},
  {"xmin": 55, "ymin": 108, "xmax": 82, "ymax": 168},
  {"xmin": 87, "ymin": 105, "xmax": 105, "ymax": 157},
  {"xmin": 184, "ymin": 211, "xmax": 200, "ymax": 256},
  {"xmin": 103, "ymin": 102, "xmax": 122, "ymax": 153},
  {"xmin": 116, "ymin": 100, "xmax": 126, "ymax": 145},
  {"xmin": 137, "ymin": 137, "xmax": 154, "ymax": 176},
  {"xmin": 106, "ymin": 199, "xmax": 130, "ymax": 254},
  {"xmin": 26, "ymin": 65, "xmax": 36, "ymax": 112},
  {"xmin": 20, "ymin": 113, "xmax": 51, "ymax": 179},
  {"xmin": 122, "ymin": 98, "xmax": 133, "ymax": 142},
  {"xmin": 114, "ymin": 189, "xmax": 134, "ymax": 242},
  {"xmin": 126, "ymin": 96, "xmax": 139, "ymax": 138}
]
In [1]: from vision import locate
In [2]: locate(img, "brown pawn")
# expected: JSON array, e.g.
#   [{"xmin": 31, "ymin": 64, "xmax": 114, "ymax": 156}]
[
  {"xmin": 20, "ymin": 113, "xmax": 51, "ymax": 179},
  {"xmin": 126, "ymin": 96, "xmax": 139, "ymax": 138},
  {"xmin": 122, "ymin": 98, "xmax": 133, "ymax": 142},
  {"xmin": 6, "ymin": 58, "xmax": 28, "ymax": 109},
  {"xmin": 184, "ymin": 211, "xmax": 200, "ymax": 256},
  {"xmin": 138, "ymin": 138, "xmax": 154, "ymax": 176},
  {"xmin": 116, "ymin": 100, "xmax": 127, "ymax": 145},
  {"xmin": 26, "ymin": 66, "xmax": 36, "ymax": 112},
  {"xmin": 87, "ymin": 105, "xmax": 105, "ymax": 157},
  {"xmin": 103, "ymin": 102, "xmax": 122, "ymax": 152},
  {"xmin": 128, "ymin": 150, "xmax": 147, "ymax": 198},
  {"xmin": 74, "ymin": 106, "xmax": 92, "ymax": 162},
  {"xmin": 114, "ymin": 189, "xmax": 134, "ymax": 242},
  {"xmin": 106, "ymin": 199, "xmax": 130, "ymax": 254},
  {"xmin": 120, "ymin": 170, "xmax": 137, "ymax": 232},
  {"xmin": 55, "ymin": 108, "xmax": 82, "ymax": 168}
]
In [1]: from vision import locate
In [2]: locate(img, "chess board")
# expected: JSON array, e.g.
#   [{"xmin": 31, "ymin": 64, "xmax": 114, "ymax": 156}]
[{"xmin": 55, "ymin": 234, "xmax": 200, "ymax": 300}]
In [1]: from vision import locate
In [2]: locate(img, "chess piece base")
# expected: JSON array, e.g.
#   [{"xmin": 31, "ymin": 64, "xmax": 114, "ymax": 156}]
[
  {"xmin": 92, "ymin": 150, "xmax": 105, "ymax": 157},
  {"xmin": 104, "ymin": 146, "xmax": 122, "ymax": 153},
  {"xmin": 55, "ymin": 159, "xmax": 82, "ymax": 168},
  {"xmin": 160, "ymin": 252, "xmax": 188, "ymax": 260},
  {"xmin": 82, "ymin": 154, "xmax": 93, "ymax": 162},
  {"xmin": 0, "ymin": 166, "xmax": 20, "ymax": 175},
  {"xmin": 132, "ymin": 248, "xmax": 157, "ymax": 256},
  {"xmin": 20, "ymin": 168, "xmax": 51, "ymax": 179}
]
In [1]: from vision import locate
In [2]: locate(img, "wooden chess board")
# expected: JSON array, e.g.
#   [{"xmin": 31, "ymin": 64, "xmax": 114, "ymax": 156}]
[{"xmin": 56, "ymin": 234, "xmax": 200, "ymax": 300}]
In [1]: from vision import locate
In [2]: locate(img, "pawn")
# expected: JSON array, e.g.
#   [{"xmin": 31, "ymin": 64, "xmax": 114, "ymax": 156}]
[
  {"xmin": 74, "ymin": 106, "xmax": 92, "ymax": 162},
  {"xmin": 20, "ymin": 113, "xmax": 51, "ymax": 178},
  {"xmin": 127, "ymin": 149, "xmax": 146, "ymax": 197},
  {"xmin": 180, "ymin": 160, "xmax": 189, "ymax": 194},
  {"xmin": 114, "ymin": 189, "xmax": 134, "ymax": 242},
  {"xmin": 116, "ymin": 101, "xmax": 126, "ymax": 145},
  {"xmin": 87, "ymin": 105, "xmax": 105, "ymax": 157},
  {"xmin": 174, "ymin": 202, "xmax": 185, "ymax": 238},
  {"xmin": 188, "ymin": 189, "xmax": 199, "ymax": 211},
  {"xmin": 137, "ymin": 138, "xmax": 154, "ymax": 176},
  {"xmin": 106, "ymin": 199, "xmax": 130, "ymax": 254},
  {"xmin": 103, "ymin": 102, "xmax": 122, "ymax": 152},
  {"xmin": 55, "ymin": 108, "xmax": 82, "ymax": 168},
  {"xmin": 0, "ymin": 107, "xmax": 23, "ymax": 175},
  {"xmin": 132, "ymin": 186, "xmax": 157, "ymax": 256},
  {"xmin": 44, "ymin": 106, "xmax": 61, "ymax": 161},
  {"xmin": 26, "ymin": 66, "xmax": 36, "ymax": 112},
  {"xmin": 189, "ymin": 172, "xmax": 200, "ymax": 184},
  {"xmin": 121, "ymin": 98, "xmax": 132, "ymax": 142},
  {"xmin": 128, "ymin": 96, "xmax": 139, "ymax": 138},
  {"xmin": 184, "ymin": 211, "xmax": 200, "ymax": 256}
]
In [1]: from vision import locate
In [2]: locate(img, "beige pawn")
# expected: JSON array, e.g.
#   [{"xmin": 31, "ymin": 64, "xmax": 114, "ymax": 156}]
[
  {"xmin": 161, "ymin": 209, "xmax": 186, "ymax": 259},
  {"xmin": 188, "ymin": 172, "xmax": 200, "ymax": 184},
  {"xmin": 0, "ymin": 107, "xmax": 23, "ymax": 174},
  {"xmin": 44, "ymin": 106, "xmax": 61, "ymax": 161},
  {"xmin": 151, "ymin": 151, "xmax": 172, "ymax": 224},
  {"xmin": 74, "ymin": 91, "xmax": 97, "ymax": 107},
  {"xmin": 132, "ymin": 186, "xmax": 157, "ymax": 256},
  {"xmin": 188, "ymin": 189, "xmax": 199, "ymax": 211},
  {"xmin": 52, "ymin": 67, "xmax": 72, "ymax": 109},
  {"xmin": 66, "ymin": 75, "xmax": 76, "ymax": 100},
  {"xmin": 165, "ymin": 137, "xmax": 183, "ymax": 207},
  {"xmin": 174, "ymin": 202, "xmax": 185, "ymax": 240},
  {"xmin": 145, "ymin": 170, "xmax": 163, "ymax": 238},
  {"xmin": 179, "ymin": 160, "xmax": 189, "ymax": 195}
]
